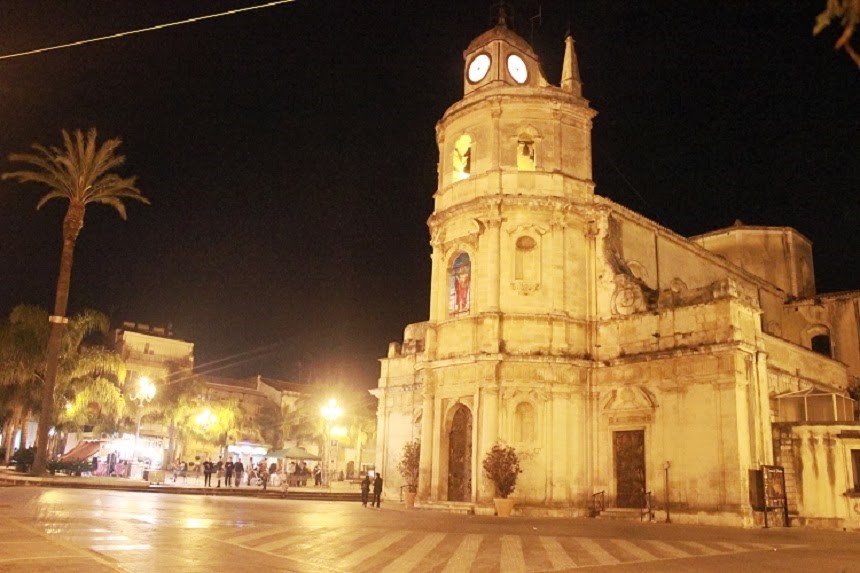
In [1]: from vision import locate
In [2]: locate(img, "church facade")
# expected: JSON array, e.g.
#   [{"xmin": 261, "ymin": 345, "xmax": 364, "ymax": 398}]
[{"xmin": 372, "ymin": 21, "xmax": 860, "ymax": 528}]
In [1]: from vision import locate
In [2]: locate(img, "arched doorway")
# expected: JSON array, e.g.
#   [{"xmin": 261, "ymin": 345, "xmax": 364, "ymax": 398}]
[{"xmin": 447, "ymin": 405, "xmax": 472, "ymax": 501}]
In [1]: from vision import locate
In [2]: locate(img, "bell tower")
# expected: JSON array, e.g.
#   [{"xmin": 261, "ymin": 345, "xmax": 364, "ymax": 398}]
[{"xmin": 425, "ymin": 18, "xmax": 597, "ymax": 360}]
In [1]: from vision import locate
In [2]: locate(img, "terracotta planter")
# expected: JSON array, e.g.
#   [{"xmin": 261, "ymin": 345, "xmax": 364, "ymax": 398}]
[
  {"xmin": 493, "ymin": 497, "xmax": 515, "ymax": 517},
  {"xmin": 405, "ymin": 491, "xmax": 417, "ymax": 509}
]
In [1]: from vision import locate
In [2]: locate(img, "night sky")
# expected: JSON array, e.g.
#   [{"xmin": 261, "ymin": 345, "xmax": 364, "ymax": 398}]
[{"xmin": 0, "ymin": 1, "xmax": 857, "ymax": 389}]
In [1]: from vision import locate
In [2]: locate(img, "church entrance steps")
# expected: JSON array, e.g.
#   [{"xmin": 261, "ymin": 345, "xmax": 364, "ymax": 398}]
[
  {"xmin": 413, "ymin": 500, "xmax": 476, "ymax": 514},
  {"xmin": 596, "ymin": 508, "xmax": 654, "ymax": 522}
]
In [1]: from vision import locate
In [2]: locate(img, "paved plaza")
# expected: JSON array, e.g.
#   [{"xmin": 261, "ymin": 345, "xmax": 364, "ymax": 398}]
[{"xmin": 0, "ymin": 485, "xmax": 858, "ymax": 572}]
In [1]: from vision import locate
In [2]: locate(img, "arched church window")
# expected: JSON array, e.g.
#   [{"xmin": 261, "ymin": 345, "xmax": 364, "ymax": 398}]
[
  {"xmin": 517, "ymin": 137, "xmax": 536, "ymax": 171},
  {"xmin": 452, "ymin": 135, "xmax": 472, "ymax": 181},
  {"xmin": 811, "ymin": 333, "xmax": 832, "ymax": 357},
  {"xmin": 449, "ymin": 252, "xmax": 472, "ymax": 315},
  {"xmin": 514, "ymin": 402, "xmax": 535, "ymax": 443},
  {"xmin": 514, "ymin": 236, "xmax": 538, "ymax": 281}
]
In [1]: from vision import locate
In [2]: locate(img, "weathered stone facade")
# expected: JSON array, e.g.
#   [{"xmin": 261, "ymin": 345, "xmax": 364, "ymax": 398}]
[{"xmin": 372, "ymin": 21, "xmax": 860, "ymax": 527}]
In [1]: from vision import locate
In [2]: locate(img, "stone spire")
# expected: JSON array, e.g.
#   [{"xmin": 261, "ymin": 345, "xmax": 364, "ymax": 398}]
[{"xmin": 561, "ymin": 31, "xmax": 582, "ymax": 96}]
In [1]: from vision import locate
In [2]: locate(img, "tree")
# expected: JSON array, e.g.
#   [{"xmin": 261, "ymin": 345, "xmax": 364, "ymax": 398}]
[
  {"xmin": 256, "ymin": 399, "xmax": 285, "ymax": 448},
  {"xmin": 147, "ymin": 373, "xmax": 205, "ymax": 463},
  {"xmin": 397, "ymin": 439, "xmax": 420, "ymax": 493},
  {"xmin": 0, "ymin": 305, "xmax": 50, "ymax": 464},
  {"xmin": 814, "ymin": 0, "xmax": 860, "ymax": 67},
  {"xmin": 0, "ymin": 305, "xmax": 125, "ymax": 461},
  {"xmin": 482, "ymin": 442, "xmax": 522, "ymax": 499},
  {"xmin": 2, "ymin": 128, "xmax": 149, "ymax": 475},
  {"xmin": 283, "ymin": 382, "xmax": 376, "ymax": 457},
  {"xmin": 53, "ymin": 309, "xmax": 126, "ymax": 451}
]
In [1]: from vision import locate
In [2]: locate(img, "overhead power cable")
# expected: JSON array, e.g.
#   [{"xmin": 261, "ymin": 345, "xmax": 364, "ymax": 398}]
[{"xmin": 0, "ymin": 0, "xmax": 296, "ymax": 61}]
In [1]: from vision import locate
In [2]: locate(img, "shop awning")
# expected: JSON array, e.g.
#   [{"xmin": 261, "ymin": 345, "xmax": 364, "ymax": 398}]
[
  {"xmin": 266, "ymin": 446, "xmax": 320, "ymax": 461},
  {"xmin": 60, "ymin": 440, "xmax": 102, "ymax": 462}
]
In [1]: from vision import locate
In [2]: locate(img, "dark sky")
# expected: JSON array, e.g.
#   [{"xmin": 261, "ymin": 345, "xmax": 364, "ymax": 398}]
[{"xmin": 0, "ymin": 1, "xmax": 857, "ymax": 389}]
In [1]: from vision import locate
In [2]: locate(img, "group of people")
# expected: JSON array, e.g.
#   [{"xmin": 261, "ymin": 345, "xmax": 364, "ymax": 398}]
[
  {"xmin": 360, "ymin": 473, "xmax": 384, "ymax": 508},
  {"xmin": 172, "ymin": 457, "xmax": 323, "ymax": 490}
]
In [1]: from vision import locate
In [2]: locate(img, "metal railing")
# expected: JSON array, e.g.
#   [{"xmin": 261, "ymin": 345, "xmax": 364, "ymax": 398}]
[
  {"xmin": 640, "ymin": 491, "xmax": 655, "ymax": 522},
  {"xmin": 591, "ymin": 491, "xmax": 605, "ymax": 516}
]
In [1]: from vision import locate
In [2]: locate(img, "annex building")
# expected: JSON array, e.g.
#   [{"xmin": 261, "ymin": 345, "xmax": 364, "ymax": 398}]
[{"xmin": 372, "ymin": 18, "xmax": 860, "ymax": 528}]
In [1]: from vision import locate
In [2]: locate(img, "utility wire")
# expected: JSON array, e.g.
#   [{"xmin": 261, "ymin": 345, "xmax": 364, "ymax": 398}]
[{"xmin": 0, "ymin": 0, "xmax": 296, "ymax": 61}]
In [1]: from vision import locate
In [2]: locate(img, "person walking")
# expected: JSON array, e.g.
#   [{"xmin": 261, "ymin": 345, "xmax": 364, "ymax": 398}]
[
  {"xmin": 203, "ymin": 458, "xmax": 213, "ymax": 487},
  {"xmin": 360, "ymin": 474, "xmax": 371, "ymax": 507},
  {"xmin": 215, "ymin": 457, "xmax": 224, "ymax": 488},
  {"xmin": 225, "ymin": 458, "xmax": 234, "ymax": 487},
  {"xmin": 372, "ymin": 473, "xmax": 383, "ymax": 509},
  {"xmin": 233, "ymin": 459, "xmax": 244, "ymax": 488},
  {"xmin": 313, "ymin": 464, "xmax": 321, "ymax": 486}
]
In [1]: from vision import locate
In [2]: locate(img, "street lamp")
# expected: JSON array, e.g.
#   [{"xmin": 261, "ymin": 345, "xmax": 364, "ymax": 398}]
[
  {"xmin": 195, "ymin": 407, "xmax": 217, "ymax": 430},
  {"xmin": 320, "ymin": 398, "xmax": 342, "ymax": 487},
  {"xmin": 130, "ymin": 376, "xmax": 156, "ymax": 468}
]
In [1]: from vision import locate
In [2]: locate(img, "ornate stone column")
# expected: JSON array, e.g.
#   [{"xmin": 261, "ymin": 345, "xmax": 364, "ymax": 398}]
[
  {"xmin": 477, "ymin": 382, "xmax": 499, "ymax": 503},
  {"xmin": 417, "ymin": 376, "xmax": 435, "ymax": 500}
]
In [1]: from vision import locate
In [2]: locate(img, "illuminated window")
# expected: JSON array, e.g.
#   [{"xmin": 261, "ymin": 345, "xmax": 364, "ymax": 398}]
[
  {"xmin": 514, "ymin": 402, "xmax": 535, "ymax": 443},
  {"xmin": 515, "ymin": 236, "xmax": 537, "ymax": 281},
  {"xmin": 452, "ymin": 135, "xmax": 472, "ymax": 181},
  {"xmin": 517, "ymin": 138, "xmax": 535, "ymax": 171},
  {"xmin": 449, "ymin": 252, "xmax": 471, "ymax": 315}
]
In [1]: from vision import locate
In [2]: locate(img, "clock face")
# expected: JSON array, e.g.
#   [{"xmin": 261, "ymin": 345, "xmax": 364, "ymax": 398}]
[
  {"xmin": 468, "ymin": 53, "xmax": 491, "ymax": 83},
  {"xmin": 507, "ymin": 54, "xmax": 528, "ymax": 84}
]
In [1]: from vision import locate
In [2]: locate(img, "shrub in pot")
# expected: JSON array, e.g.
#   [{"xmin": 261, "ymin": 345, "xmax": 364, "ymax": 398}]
[
  {"xmin": 397, "ymin": 439, "xmax": 420, "ymax": 508},
  {"xmin": 482, "ymin": 442, "xmax": 522, "ymax": 516}
]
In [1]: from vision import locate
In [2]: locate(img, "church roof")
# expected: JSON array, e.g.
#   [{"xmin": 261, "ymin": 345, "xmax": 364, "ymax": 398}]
[{"xmin": 465, "ymin": 23, "xmax": 537, "ymax": 60}]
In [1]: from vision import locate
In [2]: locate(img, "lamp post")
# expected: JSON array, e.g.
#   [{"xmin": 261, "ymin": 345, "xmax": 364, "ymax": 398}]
[
  {"xmin": 130, "ymin": 376, "xmax": 156, "ymax": 470},
  {"xmin": 320, "ymin": 398, "xmax": 342, "ymax": 488}
]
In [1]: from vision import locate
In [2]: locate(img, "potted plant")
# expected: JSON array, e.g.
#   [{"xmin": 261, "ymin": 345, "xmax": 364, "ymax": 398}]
[
  {"xmin": 482, "ymin": 442, "xmax": 522, "ymax": 517},
  {"xmin": 397, "ymin": 439, "xmax": 420, "ymax": 508}
]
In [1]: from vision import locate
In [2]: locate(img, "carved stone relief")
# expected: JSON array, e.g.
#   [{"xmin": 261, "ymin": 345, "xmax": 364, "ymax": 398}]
[{"xmin": 611, "ymin": 273, "xmax": 647, "ymax": 315}]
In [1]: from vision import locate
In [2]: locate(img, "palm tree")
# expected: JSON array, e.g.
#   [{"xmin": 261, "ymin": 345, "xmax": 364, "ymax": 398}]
[
  {"xmin": 149, "ymin": 375, "xmax": 206, "ymax": 463},
  {"xmin": 0, "ymin": 305, "xmax": 49, "ymax": 464},
  {"xmin": 0, "ymin": 305, "xmax": 126, "ymax": 461},
  {"xmin": 54, "ymin": 309, "xmax": 126, "ymax": 455},
  {"xmin": 3, "ymin": 128, "xmax": 149, "ymax": 475}
]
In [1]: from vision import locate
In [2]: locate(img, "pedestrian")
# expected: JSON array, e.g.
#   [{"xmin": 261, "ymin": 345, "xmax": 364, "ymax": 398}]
[
  {"xmin": 203, "ymin": 458, "xmax": 213, "ymax": 487},
  {"xmin": 225, "ymin": 457, "xmax": 234, "ymax": 487},
  {"xmin": 180, "ymin": 461, "xmax": 188, "ymax": 483},
  {"xmin": 373, "ymin": 473, "xmax": 383, "ymax": 508},
  {"xmin": 216, "ymin": 457, "xmax": 224, "ymax": 488},
  {"xmin": 361, "ymin": 474, "xmax": 371, "ymax": 507},
  {"xmin": 313, "ymin": 464, "xmax": 321, "ymax": 486},
  {"xmin": 258, "ymin": 460, "xmax": 269, "ymax": 490},
  {"xmin": 233, "ymin": 458, "xmax": 244, "ymax": 488}
]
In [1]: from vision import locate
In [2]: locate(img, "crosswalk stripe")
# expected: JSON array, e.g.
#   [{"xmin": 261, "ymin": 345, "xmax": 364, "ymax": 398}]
[
  {"xmin": 500, "ymin": 535, "xmax": 526, "ymax": 573},
  {"xmin": 380, "ymin": 532, "xmax": 445, "ymax": 573},
  {"xmin": 230, "ymin": 528, "xmax": 282, "ymax": 545},
  {"xmin": 713, "ymin": 541, "xmax": 748, "ymax": 552},
  {"xmin": 576, "ymin": 538, "xmax": 621, "ymax": 565},
  {"xmin": 296, "ymin": 528, "xmax": 372, "ymax": 560},
  {"xmin": 645, "ymin": 540, "xmax": 691, "ymax": 558},
  {"xmin": 255, "ymin": 533, "xmax": 313, "ymax": 553},
  {"xmin": 540, "ymin": 536, "xmax": 578, "ymax": 569},
  {"xmin": 679, "ymin": 540, "xmax": 723, "ymax": 556},
  {"xmin": 338, "ymin": 530, "xmax": 409, "ymax": 570},
  {"xmin": 744, "ymin": 542, "xmax": 776, "ymax": 551},
  {"xmin": 610, "ymin": 539, "xmax": 659, "ymax": 561},
  {"xmin": 442, "ymin": 534, "xmax": 483, "ymax": 573}
]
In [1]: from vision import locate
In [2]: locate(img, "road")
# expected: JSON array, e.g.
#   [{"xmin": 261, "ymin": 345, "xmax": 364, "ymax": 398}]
[{"xmin": 0, "ymin": 487, "xmax": 857, "ymax": 572}]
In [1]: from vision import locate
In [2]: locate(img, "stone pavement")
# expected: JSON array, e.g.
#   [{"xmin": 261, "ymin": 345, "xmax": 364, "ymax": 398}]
[{"xmin": 1, "ymin": 487, "xmax": 858, "ymax": 572}]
